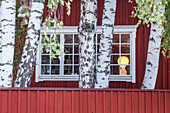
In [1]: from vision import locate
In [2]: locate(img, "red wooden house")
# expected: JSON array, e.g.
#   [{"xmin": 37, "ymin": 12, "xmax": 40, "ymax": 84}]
[
  {"xmin": 28, "ymin": 0, "xmax": 169, "ymax": 89},
  {"xmin": 0, "ymin": 0, "xmax": 170, "ymax": 113}
]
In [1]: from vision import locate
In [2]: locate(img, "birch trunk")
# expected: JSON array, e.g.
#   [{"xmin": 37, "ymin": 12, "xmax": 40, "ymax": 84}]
[
  {"xmin": 141, "ymin": 1, "xmax": 165, "ymax": 89},
  {"xmin": 95, "ymin": 0, "xmax": 116, "ymax": 88},
  {"xmin": 0, "ymin": 0, "xmax": 16, "ymax": 87},
  {"xmin": 14, "ymin": 0, "xmax": 45, "ymax": 87},
  {"xmin": 78, "ymin": 0, "xmax": 97, "ymax": 88}
]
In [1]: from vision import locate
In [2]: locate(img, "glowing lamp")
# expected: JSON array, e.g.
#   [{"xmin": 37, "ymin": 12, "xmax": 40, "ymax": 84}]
[{"xmin": 117, "ymin": 56, "xmax": 129, "ymax": 75}]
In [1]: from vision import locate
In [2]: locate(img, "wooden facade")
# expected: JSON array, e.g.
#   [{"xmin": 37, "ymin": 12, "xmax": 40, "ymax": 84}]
[
  {"xmin": 29, "ymin": 0, "xmax": 170, "ymax": 89},
  {"xmin": 0, "ymin": 88, "xmax": 170, "ymax": 113}
]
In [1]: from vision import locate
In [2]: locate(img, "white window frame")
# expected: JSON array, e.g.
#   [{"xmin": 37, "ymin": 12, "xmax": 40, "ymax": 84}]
[{"xmin": 36, "ymin": 25, "xmax": 137, "ymax": 83}]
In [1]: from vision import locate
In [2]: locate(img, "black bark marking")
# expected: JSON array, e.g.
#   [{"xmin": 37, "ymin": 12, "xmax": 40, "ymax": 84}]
[
  {"xmin": 1, "ymin": 19, "xmax": 12, "ymax": 22},
  {"xmin": 147, "ymin": 61, "xmax": 153, "ymax": 67},
  {"xmin": 147, "ymin": 69, "xmax": 151, "ymax": 72},
  {"xmin": 81, "ymin": 22, "xmax": 95, "ymax": 32},
  {"xmin": 153, "ymin": 21, "xmax": 157, "ymax": 25},
  {"xmin": 1, "ymin": 77, "xmax": 4, "ymax": 81},
  {"xmin": 148, "ymin": 52, "xmax": 153, "ymax": 55},
  {"xmin": 141, "ymin": 84, "xmax": 147, "ymax": 89},
  {"xmin": 153, "ymin": 48, "xmax": 159, "ymax": 50},
  {"xmin": 152, "ymin": 29, "xmax": 156, "ymax": 32},
  {"xmin": 149, "ymin": 37, "xmax": 156, "ymax": 43},
  {"xmin": 86, "ymin": 45, "xmax": 89, "ymax": 49}
]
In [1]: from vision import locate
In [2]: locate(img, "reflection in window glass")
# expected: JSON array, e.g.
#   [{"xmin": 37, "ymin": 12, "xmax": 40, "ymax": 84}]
[
  {"xmin": 74, "ymin": 34, "xmax": 79, "ymax": 43},
  {"xmin": 110, "ymin": 66, "xmax": 120, "ymax": 75},
  {"xmin": 74, "ymin": 55, "xmax": 79, "ymax": 64},
  {"xmin": 121, "ymin": 34, "xmax": 130, "ymax": 43},
  {"xmin": 64, "ymin": 55, "xmax": 72, "ymax": 64},
  {"xmin": 121, "ymin": 44, "xmax": 130, "ymax": 53},
  {"xmin": 112, "ymin": 45, "xmax": 119, "ymax": 54},
  {"xmin": 65, "ymin": 35, "xmax": 73, "ymax": 43},
  {"xmin": 64, "ymin": 45, "xmax": 73, "ymax": 54},
  {"xmin": 64, "ymin": 66, "xmax": 72, "ymax": 74},
  {"xmin": 41, "ymin": 55, "xmax": 50, "ymax": 64},
  {"xmin": 74, "ymin": 45, "xmax": 79, "ymax": 54},
  {"xmin": 51, "ymin": 56, "xmax": 60, "ymax": 64},
  {"xmin": 74, "ymin": 66, "xmax": 79, "ymax": 74},
  {"xmin": 110, "ymin": 55, "xmax": 119, "ymax": 64},
  {"xmin": 113, "ymin": 34, "xmax": 119, "ymax": 43},
  {"xmin": 51, "ymin": 66, "xmax": 60, "ymax": 75},
  {"xmin": 41, "ymin": 65, "xmax": 50, "ymax": 74}
]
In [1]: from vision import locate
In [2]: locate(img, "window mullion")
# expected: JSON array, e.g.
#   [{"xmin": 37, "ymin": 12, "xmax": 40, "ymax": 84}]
[
  {"xmin": 73, "ymin": 34, "xmax": 74, "ymax": 74},
  {"xmin": 119, "ymin": 33, "xmax": 121, "ymax": 75},
  {"xmin": 50, "ymin": 35, "xmax": 52, "ymax": 75},
  {"xmin": 60, "ymin": 34, "xmax": 64, "ymax": 77}
]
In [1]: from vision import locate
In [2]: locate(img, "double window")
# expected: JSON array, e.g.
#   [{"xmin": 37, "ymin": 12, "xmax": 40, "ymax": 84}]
[{"xmin": 36, "ymin": 26, "xmax": 137, "ymax": 82}]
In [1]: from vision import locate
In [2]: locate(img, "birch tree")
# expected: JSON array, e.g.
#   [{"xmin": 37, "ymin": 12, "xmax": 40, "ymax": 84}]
[
  {"xmin": 141, "ymin": 4, "xmax": 165, "ymax": 89},
  {"xmin": 95, "ymin": 0, "xmax": 117, "ymax": 88},
  {"xmin": 141, "ymin": 22, "xmax": 164, "ymax": 89},
  {"xmin": 78, "ymin": 0, "xmax": 97, "ymax": 88},
  {"xmin": 0, "ymin": 0, "xmax": 16, "ymax": 87},
  {"xmin": 129, "ymin": 0, "xmax": 167, "ymax": 89},
  {"xmin": 14, "ymin": 0, "xmax": 45, "ymax": 87}
]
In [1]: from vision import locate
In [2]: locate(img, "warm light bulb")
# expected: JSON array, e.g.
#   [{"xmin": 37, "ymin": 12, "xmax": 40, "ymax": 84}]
[{"xmin": 117, "ymin": 56, "xmax": 129, "ymax": 68}]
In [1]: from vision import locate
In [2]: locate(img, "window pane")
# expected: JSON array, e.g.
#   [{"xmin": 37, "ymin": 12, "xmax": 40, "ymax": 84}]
[
  {"xmin": 41, "ymin": 47, "xmax": 50, "ymax": 54},
  {"xmin": 74, "ymin": 34, "xmax": 79, "ymax": 43},
  {"xmin": 110, "ymin": 55, "xmax": 119, "ymax": 64},
  {"xmin": 97, "ymin": 45, "xmax": 100, "ymax": 53},
  {"xmin": 41, "ymin": 55, "xmax": 50, "ymax": 64},
  {"xmin": 74, "ymin": 66, "xmax": 79, "ymax": 74},
  {"xmin": 51, "ymin": 55, "xmax": 60, "ymax": 64},
  {"xmin": 64, "ymin": 55, "xmax": 72, "ymax": 64},
  {"xmin": 121, "ymin": 44, "xmax": 130, "ymax": 53},
  {"xmin": 126, "ymin": 65, "xmax": 130, "ymax": 75},
  {"xmin": 74, "ymin": 55, "xmax": 79, "ymax": 64},
  {"xmin": 64, "ymin": 45, "xmax": 73, "ymax": 54},
  {"xmin": 120, "ymin": 65, "xmax": 130, "ymax": 75},
  {"xmin": 41, "ymin": 35, "xmax": 50, "ymax": 45},
  {"xmin": 64, "ymin": 66, "xmax": 72, "ymax": 74},
  {"xmin": 41, "ymin": 65, "xmax": 50, "ymax": 74},
  {"xmin": 110, "ymin": 66, "xmax": 120, "ymax": 75},
  {"xmin": 51, "ymin": 66, "xmax": 60, "ymax": 75},
  {"xmin": 112, "ymin": 45, "xmax": 119, "ymax": 54},
  {"xmin": 51, "ymin": 35, "xmax": 60, "ymax": 43},
  {"xmin": 119, "ymin": 55, "xmax": 130, "ymax": 65},
  {"xmin": 65, "ymin": 35, "xmax": 73, "ymax": 43},
  {"xmin": 113, "ymin": 34, "xmax": 119, "ymax": 43},
  {"xmin": 97, "ymin": 34, "xmax": 101, "ymax": 43},
  {"xmin": 121, "ymin": 34, "xmax": 130, "ymax": 43},
  {"xmin": 74, "ymin": 45, "xmax": 79, "ymax": 54}
]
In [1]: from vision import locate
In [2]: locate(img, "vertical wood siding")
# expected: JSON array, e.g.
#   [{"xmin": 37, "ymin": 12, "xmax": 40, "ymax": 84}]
[
  {"xmin": 30, "ymin": 0, "xmax": 170, "ymax": 89},
  {"xmin": 0, "ymin": 88, "xmax": 170, "ymax": 113}
]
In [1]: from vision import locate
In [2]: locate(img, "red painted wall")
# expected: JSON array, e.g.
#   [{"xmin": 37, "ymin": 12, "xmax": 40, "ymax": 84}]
[
  {"xmin": 30, "ymin": 0, "xmax": 170, "ymax": 89},
  {"xmin": 0, "ymin": 88, "xmax": 170, "ymax": 113}
]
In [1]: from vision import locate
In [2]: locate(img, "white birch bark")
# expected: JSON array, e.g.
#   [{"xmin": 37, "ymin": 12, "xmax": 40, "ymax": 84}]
[
  {"xmin": 141, "ymin": 1, "xmax": 165, "ymax": 89},
  {"xmin": 78, "ymin": 0, "xmax": 97, "ymax": 88},
  {"xmin": 14, "ymin": 0, "xmax": 45, "ymax": 87},
  {"xmin": 0, "ymin": 0, "xmax": 16, "ymax": 87},
  {"xmin": 0, "ymin": 2, "xmax": 2, "ymax": 51},
  {"xmin": 95, "ymin": 0, "xmax": 116, "ymax": 88}
]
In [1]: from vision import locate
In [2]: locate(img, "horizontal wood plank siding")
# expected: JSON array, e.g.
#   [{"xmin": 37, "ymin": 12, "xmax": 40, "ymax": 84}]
[
  {"xmin": 30, "ymin": 0, "xmax": 170, "ymax": 89},
  {"xmin": 0, "ymin": 88, "xmax": 170, "ymax": 113}
]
